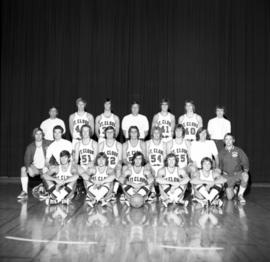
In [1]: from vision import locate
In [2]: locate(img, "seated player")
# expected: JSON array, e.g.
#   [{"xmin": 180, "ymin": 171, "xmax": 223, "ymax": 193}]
[
  {"xmin": 156, "ymin": 153, "xmax": 190, "ymax": 207},
  {"xmin": 219, "ymin": 133, "xmax": 249, "ymax": 204},
  {"xmin": 120, "ymin": 152, "xmax": 153, "ymax": 206},
  {"xmin": 98, "ymin": 126, "xmax": 122, "ymax": 200},
  {"xmin": 83, "ymin": 152, "xmax": 115, "ymax": 207},
  {"xmin": 122, "ymin": 126, "xmax": 146, "ymax": 166},
  {"xmin": 18, "ymin": 127, "xmax": 51, "ymax": 199},
  {"xmin": 43, "ymin": 150, "xmax": 79, "ymax": 205},
  {"xmin": 190, "ymin": 157, "xmax": 226, "ymax": 207}
]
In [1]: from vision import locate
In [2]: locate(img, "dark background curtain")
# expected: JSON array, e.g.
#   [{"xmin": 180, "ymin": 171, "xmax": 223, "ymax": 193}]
[{"xmin": 1, "ymin": 0, "xmax": 270, "ymax": 182}]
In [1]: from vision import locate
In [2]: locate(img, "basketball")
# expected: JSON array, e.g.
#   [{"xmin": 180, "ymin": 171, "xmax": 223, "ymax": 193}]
[{"xmin": 130, "ymin": 194, "xmax": 145, "ymax": 208}]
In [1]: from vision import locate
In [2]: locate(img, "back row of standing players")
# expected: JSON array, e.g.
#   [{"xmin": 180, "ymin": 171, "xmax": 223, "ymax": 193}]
[{"xmin": 18, "ymin": 98, "xmax": 249, "ymax": 207}]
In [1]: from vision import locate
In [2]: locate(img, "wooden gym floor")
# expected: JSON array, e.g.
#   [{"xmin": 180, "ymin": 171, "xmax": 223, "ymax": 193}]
[{"xmin": 0, "ymin": 183, "xmax": 270, "ymax": 262}]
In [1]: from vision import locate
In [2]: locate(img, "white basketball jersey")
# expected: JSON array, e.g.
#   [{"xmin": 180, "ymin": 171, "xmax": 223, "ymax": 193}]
[
  {"xmin": 79, "ymin": 139, "xmax": 95, "ymax": 167},
  {"xmin": 148, "ymin": 140, "xmax": 164, "ymax": 168},
  {"xmin": 181, "ymin": 114, "xmax": 199, "ymax": 141},
  {"xmin": 170, "ymin": 139, "xmax": 188, "ymax": 168},
  {"xmin": 157, "ymin": 113, "xmax": 173, "ymax": 142},
  {"xmin": 92, "ymin": 167, "xmax": 108, "ymax": 182},
  {"xmin": 129, "ymin": 167, "xmax": 147, "ymax": 184},
  {"xmin": 56, "ymin": 164, "xmax": 73, "ymax": 180},
  {"xmin": 126, "ymin": 140, "xmax": 142, "ymax": 163},
  {"xmin": 99, "ymin": 113, "xmax": 116, "ymax": 139},
  {"xmin": 164, "ymin": 167, "xmax": 180, "ymax": 183},
  {"xmin": 73, "ymin": 112, "xmax": 89, "ymax": 139},
  {"xmin": 102, "ymin": 140, "xmax": 119, "ymax": 169},
  {"xmin": 199, "ymin": 170, "xmax": 214, "ymax": 182}
]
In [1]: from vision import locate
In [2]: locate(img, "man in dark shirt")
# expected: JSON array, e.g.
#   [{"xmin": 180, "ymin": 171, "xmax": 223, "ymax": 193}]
[{"xmin": 219, "ymin": 133, "xmax": 249, "ymax": 204}]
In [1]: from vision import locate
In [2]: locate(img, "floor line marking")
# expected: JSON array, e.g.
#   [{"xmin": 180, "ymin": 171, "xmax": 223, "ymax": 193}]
[{"xmin": 158, "ymin": 244, "xmax": 224, "ymax": 250}]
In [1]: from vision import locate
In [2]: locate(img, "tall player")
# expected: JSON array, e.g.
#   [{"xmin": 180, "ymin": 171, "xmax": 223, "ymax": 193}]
[
  {"xmin": 120, "ymin": 152, "xmax": 153, "ymax": 205},
  {"xmin": 152, "ymin": 98, "xmax": 175, "ymax": 142},
  {"xmin": 82, "ymin": 152, "xmax": 115, "ymax": 207},
  {"xmin": 43, "ymin": 150, "xmax": 79, "ymax": 205},
  {"xmin": 146, "ymin": 126, "xmax": 167, "ymax": 200},
  {"xmin": 75, "ymin": 124, "xmax": 98, "ymax": 171},
  {"xmin": 167, "ymin": 124, "xmax": 191, "ymax": 170},
  {"xmin": 122, "ymin": 126, "xmax": 146, "ymax": 165},
  {"xmin": 69, "ymin": 98, "xmax": 94, "ymax": 149},
  {"xmin": 178, "ymin": 100, "xmax": 203, "ymax": 141},
  {"xmin": 98, "ymin": 126, "xmax": 122, "ymax": 198},
  {"xmin": 95, "ymin": 98, "xmax": 120, "ymax": 143},
  {"xmin": 156, "ymin": 153, "xmax": 190, "ymax": 207}
]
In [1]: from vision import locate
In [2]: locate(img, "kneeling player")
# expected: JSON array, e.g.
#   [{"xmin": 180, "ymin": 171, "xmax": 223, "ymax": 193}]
[
  {"xmin": 190, "ymin": 157, "xmax": 226, "ymax": 207},
  {"xmin": 83, "ymin": 152, "xmax": 115, "ymax": 207},
  {"xmin": 156, "ymin": 153, "xmax": 190, "ymax": 207},
  {"xmin": 120, "ymin": 152, "xmax": 153, "ymax": 205},
  {"xmin": 43, "ymin": 150, "xmax": 79, "ymax": 205}
]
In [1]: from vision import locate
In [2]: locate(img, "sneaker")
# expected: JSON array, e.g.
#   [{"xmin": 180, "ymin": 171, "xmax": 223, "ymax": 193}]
[
  {"xmin": 119, "ymin": 194, "xmax": 126, "ymax": 202},
  {"xmin": 17, "ymin": 191, "xmax": 28, "ymax": 199},
  {"xmin": 177, "ymin": 199, "xmax": 189, "ymax": 207},
  {"xmin": 45, "ymin": 198, "xmax": 58, "ymax": 206},
  {"xmin": 86, "ymin": 200, "xmax": 95, "ymax": 208},
  {"xmin": 110, "ymin": 194, "xmax": 117, "ymax": 202},
  {"xmin": 125, "ymin": 200, "xmax": 130, "ymax": 207},
  {"xmin": 62, "ymin": 198, "xmax": 71, "ymax": 205},
  {"xmin": 148, "ymin": 192, "xmax": 157, "ymax": 202},
  {"xmin": 101, "ymin": 199, "xmax": 108, "ymax": 207},
  {"xmin": 161, "ymin": 200, "xmax": 168, "ymax": 207},
  {"xmin": 238, "ymin": 195, "xmax": 246, "ymax": 205}
]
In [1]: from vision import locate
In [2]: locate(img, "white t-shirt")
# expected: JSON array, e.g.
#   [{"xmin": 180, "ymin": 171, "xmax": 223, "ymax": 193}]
[
  {"xmin": 40, "ymin": 118, "xmax": 66, "ymax": 141},
  {"xmin": 207, "ymin": 117, "xmax": 231, "ymax": 140},
  {"xmin": 122, "ymin": 114, "xmax": 149, "ymax": 139},
  {"xmin": 190, "ymin": 140, "xmax": 218, "ymax": 168},
  {"xmin": 33, "ymin": 147, "xmax": 45, "ymax": 169},
  {"xmin": 46, "ymin": 139, "xmax": 72, "ymax": 165}
]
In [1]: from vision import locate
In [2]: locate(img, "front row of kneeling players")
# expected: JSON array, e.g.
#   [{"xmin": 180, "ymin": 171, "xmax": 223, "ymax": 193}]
[{"xmin": 18, "ymin": 123, "xmax": 249, "ymax": 208}]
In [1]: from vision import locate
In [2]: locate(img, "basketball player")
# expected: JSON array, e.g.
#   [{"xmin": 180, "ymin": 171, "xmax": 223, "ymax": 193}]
[
  {"xmin": 178, "ymin": 100, "xmax": 203, "ymax": 141},
  {"xmin": 40, "ymin": 107, "xmax": 66, "ymax": 142},
  {"xmin": 122, "ymin": 101, "xmax": 149, "ymax": 140},
  {"xmin": 82, "ymin": 152, "xmax": 115, "ymax": 207},
  {"xmin": 43, "ymin": 150, "xmax": 79, "ymax": 205},
  {"xmin": 95, "ymin": 98, "xmax": 120, "ymax": 143},
  {"xmin": 152, "ymin": 98, "xmax": 175, "ymax": 142},
  {"xmin": 157, "ymin": 153, "xmax": 190, "ymax": 207},
  {"xmin": 98, "ymin": 126, "xmax": 122, "ymax": 198},
  {"xmin": 45, "ymin": 125, "xmax": 72, "ymax": 167},
  {"xmin": 219, "ymin": 133, "xmax": 249, "ymax": 204},
  {"xmin": 17, "ymin": 128, "xmax": 51, "ymax": 199},
  {"xmin": 69, "ymin": 98, "xmax": 94, "ymax": 149},
  {"xmin": 74, "ymin": 124, "xmax": 98, "ymax": 170},
  {"xmin": 146, "ymin": 126, "xmax": 167, "ymax": 200},
  {"xmin": 207, "ymin": 106, "xmax": 231, "ymax": 152},
  {"xmin": 120, "ymin": 152, "xmax": 153, "ymax": 205},
  {"xmin": 167, "ymin": 124, "xmax": 191, "ymax": 170},
  {"xmin": 189, "ymin": 127, "xmax": 219, "ymax": 173},
  {"xmin": 122, "ymin": 126, "xmax": 146, "ymax": 165},
  {"xmin": 190, "ymin": 157, "xmax": 226, "ymax": 207}
]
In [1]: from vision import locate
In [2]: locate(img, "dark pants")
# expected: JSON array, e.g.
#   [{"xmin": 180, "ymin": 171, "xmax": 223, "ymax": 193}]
[{"xmin": 213, "ymin": 139, "xmax": 224, "ymax": 153}]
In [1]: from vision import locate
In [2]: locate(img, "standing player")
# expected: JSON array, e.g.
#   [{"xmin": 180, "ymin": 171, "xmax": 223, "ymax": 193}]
[
  {"xmin": 219, "ymin": 133, "xmax": 249, "ymax": 204},
  {"xmin": 98, "ymin": 126, "xmax": 122, "ymax": 198},
  {"xmin": 167, "ymin": 124, "xmax": 191, "ymax": 170},
  {"xmin": 190, "ymin": 157, "xmax": 226, "ymax": 207},
  {"xmin": 40, "ymin": 107, "xmax": 66, "ymax": 142},
  {"xmin": 75, "ymin": 124, "xmax": 98, "ymax": 170},
  {"xmin": 43, "ymin": 150, "xmax": 79, "ymax": 205},
  {"xmin": 156, "ymin": 153, "xmax": 190, "ymax": 207},
  {"xmin": 17, "ymin": 128, "xmax": 51, "ymax": 199},
  {"xmin": 146, "ymin": 126, "xmax": 167, "ymax": 200},
  {"xmin": 82, "ymin": 152, "xmax": 115, "ymax": 207},
  {"xmin": 95, "ymin": 98, "xmax": 120, "ymax": 143},
  {"xmin": 46, "ymin": 125, "xmax": 72, "ymax": 167},
  {"xmin": 122, "ymin": 126, "xmax": 146, "ymax": 165},
  {"xmin": 152, "ymin": 98, "xmax": 175, "ymax": 142},
  {"xmin": 178, "ymin": 100, "xmax": 203, "ymax": 141},
  {"xmin": 207, "ymin": 106, "xmax": 231, "ymax": 152},
  {"xmin": 120, "ymin": 152, "xmax": 153, "ymax": 205},
  {"xmin": 69, "ymin": 98, "xmax": 94, "ymax": 149},
  {"xmin": 122, "ymin": 101, "xmax": 149, "ymax": 140}
]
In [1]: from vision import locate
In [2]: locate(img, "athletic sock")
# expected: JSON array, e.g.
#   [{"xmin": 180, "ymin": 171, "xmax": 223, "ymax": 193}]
[
  {"xmin": 208, "ymin": 189, "xmax": 219, "ymax": 202},
  {"xmin": 238, "ymin": 186, "xmax": 246, "ymax": 196},
  {"xmin": 21, "ymin": 177, "xmax": 29, "ymax": 193},
  {"xmin": 197, "ymin": 185, "xmax": 210, "ymax": 201}
]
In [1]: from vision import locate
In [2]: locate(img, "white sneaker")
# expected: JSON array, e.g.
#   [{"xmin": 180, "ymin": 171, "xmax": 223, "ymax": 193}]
[
  {"xmin": 17, "ymin": 191, "xmax": 28, "ymax": 199},
  {"xmin": 238, "ymin": 195, "xmax": 246, "ymax": 205}
]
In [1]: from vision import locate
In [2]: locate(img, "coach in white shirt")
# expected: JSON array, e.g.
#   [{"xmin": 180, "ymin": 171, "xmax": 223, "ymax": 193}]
[
  {"xmin": 207, "ymin": 106, "xmax": 231, "ymax": 152},
  {"xmin": 122, "ymin": 101, "xmax": 149, "ymax": 140},
  {"xmin": 40, "ymin": 107, "xmax": 66, "ymax": 141}
]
